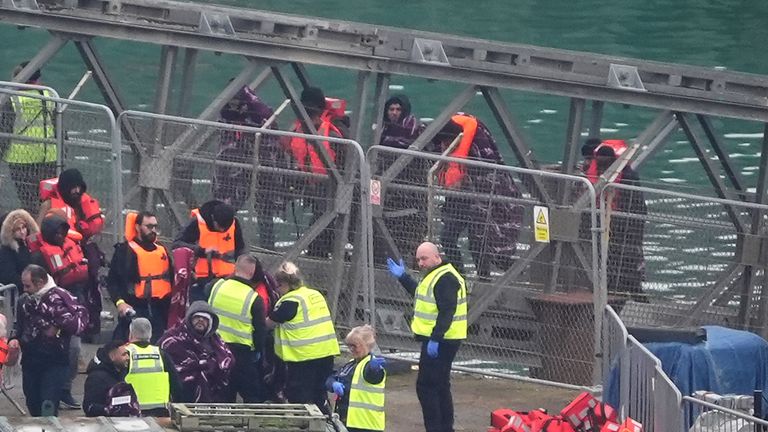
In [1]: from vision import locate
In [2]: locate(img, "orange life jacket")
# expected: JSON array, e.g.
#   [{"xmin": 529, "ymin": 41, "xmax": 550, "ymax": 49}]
[
  {"xmin": 29, "ymin": 232, "xmax": 89, "ymax": 287},
  {"xmin": 288, "ymin": 113, "xmax": 341, "ymax": 176},
  {"xmin": 124, "ymin": 212, "xmax": 172, "ymax": 299},
  {"xmin": 191, "ymin": 208, "xmax": 236, "ymax": 278},
  {"xmin": 40, "ymin": 177, "xmax": 104, "ymax": 239},
  {"xmin": 439, "ymin": 114, "xmax": 479, "ymax": 188}
]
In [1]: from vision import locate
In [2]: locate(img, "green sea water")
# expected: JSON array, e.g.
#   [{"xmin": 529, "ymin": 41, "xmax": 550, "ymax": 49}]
[{"xmin": 2, "ymin": 0, "xmax": 768, "ymax": 191}]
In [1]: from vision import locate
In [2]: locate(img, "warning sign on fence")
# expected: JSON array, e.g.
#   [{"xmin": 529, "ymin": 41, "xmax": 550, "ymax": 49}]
[
  {"xmin": 370, "ymin": 179, "xmax": 381, "ymax": 205},
  {"xmin": 534, "ymin": 205, "xmax": 550, "ymax": 243}
]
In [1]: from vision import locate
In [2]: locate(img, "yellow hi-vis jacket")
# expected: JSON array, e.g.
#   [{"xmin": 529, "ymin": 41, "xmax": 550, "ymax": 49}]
[
  {"xmin": 346, "ymin": 355, "xmax": 386, "ymax": 431},
  {"xmin": 411, "ymin": 263, "xmax": 468, "ymax": 340},
  {"xmin": 124, "ymin": 344, "xmax": 170, "ymax": 410},
  {"xmin": 274, "ymin": 286, "xmax": 340, "ymax": 362},
  {"xmin": 5, "ymin": 89, "xmax": 57, "ymax": 164},
  {"xmin": 208, "ymin": 278, "xmax": 259, "ymax": 348}
]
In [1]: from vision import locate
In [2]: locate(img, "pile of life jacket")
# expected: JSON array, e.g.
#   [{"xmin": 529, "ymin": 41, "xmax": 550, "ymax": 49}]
[{"xmin": 488, "ymin": 392, "xmax": 642, "ymax": 432}]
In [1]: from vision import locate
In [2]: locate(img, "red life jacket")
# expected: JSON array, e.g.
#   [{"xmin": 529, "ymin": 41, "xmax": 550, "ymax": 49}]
[
  {"xmin": 0, "ymin": 338, "xmax": 8, "ymax": 365},
  {"xmin": 40, "ymin": 177, "xmax": 104, "ymax": 239},
  {"xmin": 28, "ymin": 232, "xmax": 89, "ymax": 287},
  {"xmin": 288, "ymin": 112, "xmax": 341, "ymax": 176},
  {"xmin": 585, "ymin": 139, "xmax": 628, "ymax": 185}
]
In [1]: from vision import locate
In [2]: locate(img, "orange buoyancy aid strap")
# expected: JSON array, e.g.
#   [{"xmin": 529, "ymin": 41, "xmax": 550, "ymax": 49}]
[
  {"xmin": 441, "ymin": 115, "xmax": 478, "ymax": 188},
  {"xmin": 448, "ymin": 114, "xmax": 478, "ymax": 160},
  {"xmin": 128, "ymin": 241, "xmax": 172, "ymax": 299},
  {"xmin": 125, "ymin": 212, "xmax": 139, "ymax": 241}
]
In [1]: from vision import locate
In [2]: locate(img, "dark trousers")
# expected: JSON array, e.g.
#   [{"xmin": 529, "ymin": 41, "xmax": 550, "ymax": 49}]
[
  {"xmin": 8, "ymin": 161, "xmax": 56, "ymax": 214},
  {"xmin": 440, "ymin": 197, "xmax": 490, "ymax": 277},
  {"xmin": 285, "ymin": 356, "xmax": 334, "ymax": 415},
  {"xmin": 22, "ymin": 362, "xmax": 69, "ymax": 416},
  {"xmin": 417, "ymin": 340, "xmax": 461, "ymax": 432},
  {"xmin": 112, "ymin": 298, "xmax": 170, "ymax": 343},
  {"xmin": 227, "ymin": 348, "xmax": 265, "ymax": 403}
]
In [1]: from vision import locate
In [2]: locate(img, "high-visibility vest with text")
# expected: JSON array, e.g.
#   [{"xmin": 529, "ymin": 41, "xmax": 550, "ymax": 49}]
[{"xmin": 125, "ymin": 344, "xmax": 170, "ymax": 410}]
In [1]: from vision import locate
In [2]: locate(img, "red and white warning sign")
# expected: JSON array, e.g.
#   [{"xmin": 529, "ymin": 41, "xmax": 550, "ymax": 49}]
[{"xmin": 370, "ymin": 179, "xmax": 381, "ymax": 205}]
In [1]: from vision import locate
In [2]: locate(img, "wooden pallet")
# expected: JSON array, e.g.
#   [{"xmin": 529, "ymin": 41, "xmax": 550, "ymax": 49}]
[{"xmin": 170, "ymin": 403, "xmax": 327, "ymax": 432}]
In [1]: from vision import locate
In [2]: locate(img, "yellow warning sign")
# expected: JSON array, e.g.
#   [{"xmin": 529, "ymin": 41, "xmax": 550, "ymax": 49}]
[{"xmin": 534, "ymin": 205, "xmax": 550, "ymax": 243}]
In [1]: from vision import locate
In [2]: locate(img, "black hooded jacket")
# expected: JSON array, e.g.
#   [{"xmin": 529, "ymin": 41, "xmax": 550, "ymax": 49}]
[
  {"xmin": 172, "ymin": 200, "xmax": 245, "ymax": 259},
  {"xmin": 383, "ymin": 94, "xmax": 412, "ymax": 121},
  {"xmin": 83, "ymin": 346, "xmax": 126, "ymax": 417}
]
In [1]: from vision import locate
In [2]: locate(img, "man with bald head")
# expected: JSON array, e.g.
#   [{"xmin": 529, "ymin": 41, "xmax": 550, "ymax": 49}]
[
  {"xmin": 387, "ymin": 242, "xmax": 467, "ymax": 432},
  {"xmin": 207, "ymin": 254, "xmax": 267, "ymax": 402}
]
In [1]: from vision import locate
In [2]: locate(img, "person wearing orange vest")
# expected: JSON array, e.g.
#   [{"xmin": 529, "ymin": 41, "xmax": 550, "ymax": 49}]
[
  {"xmin": 38, "ymin": 168, "xmax": 105, "ymax": 342},
  {"xmin": 37, "ymin": 168, "xmax": 104, "ymax": 241},
  {"xmin": 432, "ymin": 114, "xmax": 522, "ymax": 280},
  {"xmin": 282, "ymin": 87, "xmax": 347, "ymax": 258},
  {"xmin": 173, "ymin": 200, "xmax": 244, "ymax": 302},
  {"xmin": 584, "ymin": 140, "xmax": 648, "ymax": 302},
  {"xmin": 107, "ymin": 211, "xmax": 174, "ymax": 343},
  {"xmin": 28, "ymin": 212, "xmax": 90, "ymax": 410}
]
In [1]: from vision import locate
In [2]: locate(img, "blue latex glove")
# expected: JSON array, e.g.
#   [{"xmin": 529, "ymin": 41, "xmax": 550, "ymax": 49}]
[
  {"xmin": 427, "ymin": 340, "xmax": 439, "ymax": 358},
  {"xmin": 369, "ymin": 356, "xmax": 386, "ymax": 371},
  {"xmin": 332, "ymin": 381, "xmax": 345, "ymax": 397},
  {"xmin": 252, "ymin": 351, "xmax": 262, "ymax": 363},
  {"xmin": 386, "ymin": 257, "xmax": 405, "ymax": 278}
]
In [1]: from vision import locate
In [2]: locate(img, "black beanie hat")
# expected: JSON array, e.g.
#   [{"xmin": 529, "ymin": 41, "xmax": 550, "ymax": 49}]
[
  {"xmin": 58, "ymin": 168, "xmax": 87, "ymax": 193},
  {"xmin": 300, "ymin": 87, "xmax": 326, "ymax": 112},
  {"xmin": 212, "ymin": 202, "xmax": 235, "ymax": 230},
  {"xmin": 581, "ymin": 138, "xmax": 602, "ymax": 157}
]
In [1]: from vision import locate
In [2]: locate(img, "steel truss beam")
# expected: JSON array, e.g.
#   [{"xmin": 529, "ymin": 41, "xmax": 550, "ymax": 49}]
[
  {"xmin": 4, "ymin": 0, "xmax": 768, "ymax": 121},
  {"xmin": 676, "ymin": 112, "xmax": 747, "ymax": 232}
]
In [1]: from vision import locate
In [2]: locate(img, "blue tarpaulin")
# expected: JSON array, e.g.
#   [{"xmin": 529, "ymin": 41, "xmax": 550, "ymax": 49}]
[{"xmin": 606, "ymin": 326, "xmax": 768, "ymax": 411}]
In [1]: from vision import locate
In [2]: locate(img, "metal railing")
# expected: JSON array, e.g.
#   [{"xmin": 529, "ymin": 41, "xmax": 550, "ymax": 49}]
[{"xmin": 368, "ymin": 145, "xmax": 602, "ymax": 386}]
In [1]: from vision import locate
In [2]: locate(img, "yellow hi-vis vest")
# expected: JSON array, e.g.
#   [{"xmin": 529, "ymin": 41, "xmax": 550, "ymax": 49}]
[
  {"xmin": 346, "ymin": 355, "xmax": 386, "ymax": 431},
  {"xmin": 411, "ymin": 263, "xmax": 468, "ymax": 340},
  {"xmin": 5, "ymin": 89, "xmax": 57, "ymax": 164},
  {"xmin": 274, "ymin": 286, "xmax": 340, "ymax": 362},
  {"xmin": 124, "ymin": 344, "xmax": 170, "ymax": 411},
  {"xmin": 208, "ymin": 278, "xmax": 258, "ymax": 348}
]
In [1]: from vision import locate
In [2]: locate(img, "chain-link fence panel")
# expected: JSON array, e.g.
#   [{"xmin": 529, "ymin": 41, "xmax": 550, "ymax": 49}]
[
  {"xmin": 117, "ymin": 110, "xmax": 372, "ymax": 333},
  {"xmin": 367, "ymin": 145, "xmax": 601, "ymax": 386},
  {"xmin": 601, "ymin": 183, "xmax": 768, "ymax": 333},
  {"xmin": 0, "ymin": 87, "xmax": 120, "ymax": 249}
]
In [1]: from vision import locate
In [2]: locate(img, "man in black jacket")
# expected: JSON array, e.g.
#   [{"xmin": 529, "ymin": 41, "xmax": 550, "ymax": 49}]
[
  {"xmin": 107, "ymin": 211, "xmax": 173, "ymax": 342},
  {"xmin": 82, "ymin": 340, "xmax": 130, "ymax": 417},
  {"xmin": 387, "ymin": 242, "xmax": 467, "ymax": 432}
]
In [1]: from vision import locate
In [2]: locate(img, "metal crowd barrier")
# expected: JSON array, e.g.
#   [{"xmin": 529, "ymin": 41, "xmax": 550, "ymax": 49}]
[
  {"xmin": 115, "ymin": 109, "xmax": 374, "ymax": 329},
  {"xmin": 683, "ymin": 396, "xmax": 768, "ymax": 432},
  {"xmin": 368, "ymin": 145, "xmax": 602, "ymax": 387},
  {"xmin": 0, "ymin": 87, "xmax": 121, "ymax": 247},
  {"xmin": 600, "ymin": 182, "xmax": 768, "ymax": 336}
]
